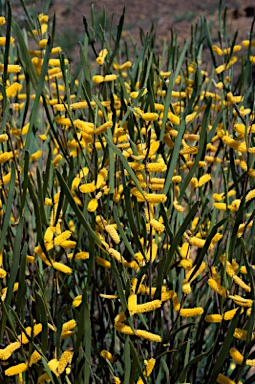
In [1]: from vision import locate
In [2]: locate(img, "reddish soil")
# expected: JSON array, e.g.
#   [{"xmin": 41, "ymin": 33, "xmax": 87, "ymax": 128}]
[{"xmin": 12, "ymin": 0, "xmax": 255, "ymax": 63}]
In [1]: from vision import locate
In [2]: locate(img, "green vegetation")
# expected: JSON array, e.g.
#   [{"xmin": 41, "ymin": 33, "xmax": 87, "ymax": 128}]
[{"xmin": 0, "ymin": 1, "xmax": 255, "ymax": 383}]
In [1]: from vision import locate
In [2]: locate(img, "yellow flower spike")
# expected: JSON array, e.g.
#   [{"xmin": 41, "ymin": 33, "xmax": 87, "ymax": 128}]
[
  {"xmin": 208, "ymin": 278, "xmax": 227, "ymax": 298},
  {"xmin": 113, "ymin": 377, "xmax": 121, "ymax": 384},
  {"xmin": 222, "ymin": 136, "xmax": 247, "ymax": 153},
  {"xmin": 72, "ymin": 295, "xmax": 82, "ymax": 307},
  {"xmin": 0, "ymin": 36, "xmax": 14, "ymax": 46},
  {"xmin": 212, "ymin": 45, "xmax": 223, "ymax": 55},
  {"xmin": 74, "ymin": 119, "xmax": 94, "ymax": 134},
  {"xmin": 0, "ymin": 268, "xmax": 7, "ymax": 278},
  {"xmin": 105, "ymin": 224, "xmax": 120, "ymax": 244},
  {"xmin": 48, "ymin": 358, "xmax": 59, "ymax": 375},
  {"xmin": 18, "ymin": 323, "xmax": 42, "ymax": 344},
  {"xmin": 54, "ymin": 230, "xmax": 72, "ymax": 246},
  {"xmin": 5, "ymin": 363, "xmax": 28, "ymax": 377},
  {"xmin": 0, "ymin": 16, "xmax": 6, "ymax": 25},
  {"xmin": 93, "ymin": 75, "xmax": 104, "ymax": 84},
  {"xmin": 0, "ymin": 64, "xmax": 21, "ymax": 73},
  {"xmin": 179, "ymin": 146, "xmax": 198, "ymax": 155},
  {"xmin": 246, "ymin": 189, "xmax": 255, "ymax": 202},
  {"xmin": 79, "ymin": 183, "xmax": 96, "ymax": 193},
  {"xmin": 115, "ymin": 323, "xmax": 162, "ymax": 342},
  {"xmin": 96, "ymin": 49, "xmax": 108, "ymax": 65},
  {"xmin": 168, "ymin": 111, "xmax": 180, "ymax": 125},
  {"xmin": 217, "ymin": 373, "xmax": 235, "ymax": 384},
  {"xmin": 228, "ymin": 199, "xmax": 241, "ymax": 211},
  {"xmin": 229, "ymin": 295, "xmax": 252, "ymax": 307},
  {"xmin": 29, "ymin": 350, "xmax": 42, "ymax": 367},
  {"xmin": 101, "ymin": 349, "xmax": 114, "ymax": 363},
  {"xmin": 214, "ymin": 202, "xmax": 227, "ymax": 210},
  {"xmin": 0, "ymin": 151, "xmax": 13, "ymax": 164},
  {"xmin": 189, "ymin": 237, "xmax": 205, "ymax": 248},
  {"xmin": 144, "ymin": 358, "xmax": 156, "ymax": 377},
  {"xmin": 146, "ymin": 193, "xmax": 167, "ymax": 204},
  {"xmin": 94, "ymin": 121, "xmax": 113, "ymax": 135},
  {"xmin": 145, "ymin": 242, "xmax": 158, "ymax": 262},
  {"xmin": 142, "ymin": 112, "xmax": 158, "ymax": 122},
  {"xmin": 190, "ymin": 177, "xmax": 198, "ymax": 188},
  {"xmin": 128, "ymin": 294, "xmax": 137, "ymax": 315},
  {"xmin": 205, "ymin": 314, "xmax": 223, "ymax": 323},
  {"xmin": 58, "ymin": 350, "xmax": 73, "ymax": 374},
  {"xmin": 186, "ymin": 262, "xmax": 206, "ymax": 283},
  {"xmin": 34, "ymin": 245, "xmax": 52, "ymax": 266},
  {"xmin": 173, "ymin": 200, "xmax": 184, "ymax": 212},
  {"xmin": 182, "ymin": 279, "xmax": 191, "ymax": 294},
  {"xmin": 223, "ymin": 308, "xmax": 240, "ymax": 321},
  {"xmin": 233, "ymin": 275, "xmax": 251, "ymax": 292},
  {"xmin": 134, "ymin": 299, "xmax": 162, "ymax": 314},
  {"xmin": 52, "ymin": 262, "xmax": 72, "ymax": 274},
  {"xmin": 104, "ymin": 74, "xmax": 117, "ymax": 82},
  {"xmin": 44, "ymin": 226, "xmax": 55, "ymax": 243},
  {"xmin": 96, "ymin": 256, "xmax": 111, "ymax": 269},
  {"xmin": 88, "ymin": 199, "xmax": 98, "ymax": 212},
  {"xmin": 172, "ymin": 175, "xmax": 182, "ymax": 183},
  {"xmin": 180, "ymin": 307, "xmax": 204, "ymax": 317},
  {"xmin": 198, "ymin": 174, "xmax": 211, "ymax": 187},
  {"xmin": 0, "ymin": 342, "xmax": 21, "ymax": 360},
  {"xmin": 150, "ymin": 218, "xmax": 165, "ymax": 234},
  {"xmin": 146, "ymin": 162, "xmax": 167, "ymax": 173},
  {"xmin": 114, "ymin": 311, "xmax": 127, "ymax": 323},
  {"xmin": 229, "ymin": 348, "xmax": 244, "ymax": 365}
]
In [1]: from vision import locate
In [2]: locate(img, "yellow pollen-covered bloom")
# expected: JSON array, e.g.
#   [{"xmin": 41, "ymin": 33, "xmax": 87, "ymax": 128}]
[
  {"xmin": 180, "ymin": 307, "xmax": 204, "ymax": 317},
  {"xmin": 74, "ymin": 119, "xmax": 94, "ymax": 134},
  {"xmin": 114, "ymin": 323, "xmax": 162, "ymax": 342},
  {"xmin": 223, "ymin": 308, "xmax": 239, "ymax": 321},
  {"xmin": 0, "ymin": 342, "xmax": 21, "ymax": 360},
  {"xmin": 173, "ymin": 200, "xmax": 184, "ymax": 212},
  {"xmin": 0, "ymin": 16, "xmax": 6, "ymax": 26},
  {"xmin": 0, "ymin": 36, "xmax": 14, "ymax": 46},
  {"xmin": 146, "ymin": 162, "xmax": 167, "ymax": 173},
  {"xmin": 208, "ymin": 278, "xmax": 227, "ymax": 298},
  {"xmin": 217, "ymin": 373, "xmax": 235, "ymax": 384},
  {"xmin": 214, "ymin": 202, "xmax": 227, "ymax": 210},
  {"xmin": 52, "ymin": 262, "xmax": 72, "ymax": 274},
  {"xmin": 94, "ymin": 121, "xmax": 113, "ymax": 135},
  {"xmin": 0, "ymin": 151, "xmax": 13, "ymax": 164},
  {"xmin": 58, "ymin": 350, "xmax": 73, "ymax": 374},
  {"xmin": 54, "ymin": 230, "xmax": 72, "ymax": 246},
  {"xmin": 142, "ymin": 112, "xmax": 158, "ymax": 121},
  {"xmin": 149, "ymin": 219, "xmax": 165, "ymax": 234},
  {"xmin": 5, "ymin": 363, "xmax": 28, "ymax": 376},
  {"xmin": 229, "ymin": 348, "xmax": 244, "ymax": 365},
  {"xmin": 29, "ymin": 350, "xmax": 42, "ymax": 367},
  {"xmin": 96, "ymin": 49, "xmax": 108, "ymax": 65},
  {"xmin": 18, "ymin": 323, "xmax": 42, "ymax": 344},
  {"xmin": 79, "ymin": 183, "xmax": 96, "ymax": 193},
  {"xmin": 101, "ymin": 350, "xmax": 114, "ymax": 363},
  {"xmin": 205, "ymin": 314, "xmax": 223, "ymax": 323},
  {"xmin": 105, "ymin": 225, "xmax": 120, "ymax": 244},
  {"xmin": 198, "ymin": 174, "xmax": 211, "ymax": 187},
  {"xmin": 96, "ymin": 256, "xmax": 111, "ymax": 269}
]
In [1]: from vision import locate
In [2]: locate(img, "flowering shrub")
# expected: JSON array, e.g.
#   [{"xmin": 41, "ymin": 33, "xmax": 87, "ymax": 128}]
[{"xmin": 1, "ymin": 1, "xmax": 255, "ymax": 383}]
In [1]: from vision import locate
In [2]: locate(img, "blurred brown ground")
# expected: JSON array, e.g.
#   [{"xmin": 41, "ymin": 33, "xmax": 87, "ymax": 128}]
[{"xmin": 12, "ymin": 0, "xmax": 255, "ymax": 62}]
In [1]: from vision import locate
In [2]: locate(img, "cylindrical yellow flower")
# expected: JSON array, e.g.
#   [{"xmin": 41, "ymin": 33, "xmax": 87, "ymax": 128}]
[
  {"xmin": 105, "ymin": 225, "xmax": 120, "ymax": 244},
  {"xmin": 52, "ymin": 262, "xmax": 72, "ymax": 274},
  {"xmin": 142, "ymin": 112, "xmax": 158, "ymax": 122},
  {"xmin": 58, "ymin": 350, "xmax": 73, "ymax": 374},
  {"xmin": 29, "ymin": 350, "xmax": 42, "ymax": 367},
  {"xmin": 223, "ymin": 308, "xmax": 239, "ymax": 321},
  {"xmin": 205, "ymin": 314, "xmax": 223, "ymax": 323},
  {"xmin": 5, "ymin": 363, "xmax": 28, "ymax": 376},
  {"xmin": 0, "ymin": 342, "xmax": 21, "ymax": 360},
  {"xmin": 146, "ymin": 163, "xmax": 167, "ymax": 173},
  {"xmin": 0, "ymin": 151, "xmax": 13, "ymax": 164},
  {"xmin": 208, "ymin": 278, "xmax": 227, "ymax": 298},
  {"xmin": 134, "ymin": 299, "xmax": 162, "ymax": 314},
  {"xmin": 96, "ymin": 256, "xmax": 111, "ymax": 269},
  {"xmin": 198, "ymin": 174, "xmax": 211, "ymax": 187},
  {"xmin": 94, "ymin": 121, "xmax": 113, "ymax": 135},
  {"xmin": 79, "ymin": 183, "xmax": 96, "ymax": 193},
  {"xmin": 146, "ymin": 194, "xmax": 167, "ymax": 203},
  {"xmin": 96, "ymin": 49, "xmax": 108, "ymax": 65},
  {"xmin": 217, "ymin": 373, "xmax": 235, "ymax": 384},
  {"xmin": 93, "ymin": 75, "xmax": 104, "ymax": 84},
  {"xmin": 101, "ymin": 349, "xmax": 114, "ymax": 363},
  {"xmin": 104, "ymin": 74, "xmax": 117, "ymax": 82},
  {"xmin": 74, "ymin": 119, "xmax": 94, "ymax": 134},
  {"xmin": 150, "ymin": 219, "xmax": 165, "ymax": 234},
  {"xmin": 54, "ymin": 230, "xmax": 72, "ymax": 246},
  {"xmin": 233, "ymin": 275, "xmax": 251, "ymax": 292},
  {"xmin": 229, "ymin": 348, "xmax": 244, "ymax": 365},
  {"xmin": 180, "ymin": 307, "xmax": 204, "ymax": 317}
]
